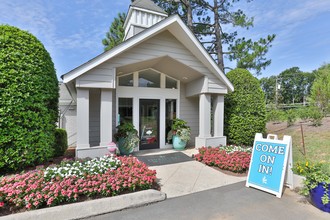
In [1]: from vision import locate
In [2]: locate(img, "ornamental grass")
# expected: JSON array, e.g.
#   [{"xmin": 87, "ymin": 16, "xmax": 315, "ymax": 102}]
[
  {"xmin": 0, "ymin": 155, "xmax": 156, "ymax": 214},
  {"xmin": 195, "ymin": 146, "xmax": 251, "ymax": 173}
]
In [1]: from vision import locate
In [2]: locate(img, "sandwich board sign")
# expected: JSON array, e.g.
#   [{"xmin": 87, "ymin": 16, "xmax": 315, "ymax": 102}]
[{"xmin": 246, "ymin": 133, "xmax": 293, "ymax": 198}]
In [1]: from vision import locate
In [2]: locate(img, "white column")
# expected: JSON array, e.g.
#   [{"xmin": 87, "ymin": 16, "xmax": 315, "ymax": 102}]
[
  {"xmin": 199, "ymin": 93, "xmax": 211, "ymax": 137},
  {"xmin": 77, "ymin": 88, "xmax": 90, "ymax": 149},
  {"xmin": 213, "ymin": 95, "xmax": 224, "ymax": 137},
  {"xmin": 99, "ymin": 89, "xmax": 113, "ymax": 146},
  {"xmin": 159, "ymin": 98, "xmax": 166, "ymax": 148}
]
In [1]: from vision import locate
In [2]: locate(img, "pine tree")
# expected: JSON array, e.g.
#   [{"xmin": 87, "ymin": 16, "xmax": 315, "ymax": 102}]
[
  {"xmin": 102, "ymin": 12, "xmax": 126, "ymax": 51},
  {"xmin": 152, "ymin": 0, "xmax": 275, "ymax": 75}
]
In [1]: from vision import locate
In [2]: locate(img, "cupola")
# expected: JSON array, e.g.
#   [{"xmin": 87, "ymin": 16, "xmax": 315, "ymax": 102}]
[{"xmin": 123, "ymin": 0, "xmax": 168, "ymax": 40}]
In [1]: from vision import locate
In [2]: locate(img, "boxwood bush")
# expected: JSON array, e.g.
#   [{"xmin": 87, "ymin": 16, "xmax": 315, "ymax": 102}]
[
  {"xmin": 53, "ymin": 129, "xmax": 68, "ymax": 157},
  {"xmin": 0, "ymin": 25, "xmax": 59, "ymax": 173},
  {"xmin": 224, "ymin": 68, "xmax": 266, "ymax": 146}
]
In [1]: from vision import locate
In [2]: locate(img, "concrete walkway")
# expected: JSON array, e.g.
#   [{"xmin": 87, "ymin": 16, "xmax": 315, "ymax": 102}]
[{"xmin": 134, "ymin": 148, "xmax": 246, "ymax": 198}]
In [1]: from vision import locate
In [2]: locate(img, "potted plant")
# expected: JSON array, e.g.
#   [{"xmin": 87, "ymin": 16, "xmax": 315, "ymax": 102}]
[
  {"xmin": 114, "ymin": 122, "xmax": 139, "ymax": 155},
  {"xmin": 168, "ymin": 118, "xmax": 191, "ymax": 150},
  {"xmin": 293, "ymin": 161, "xmax": 330, "ymax": 213}
]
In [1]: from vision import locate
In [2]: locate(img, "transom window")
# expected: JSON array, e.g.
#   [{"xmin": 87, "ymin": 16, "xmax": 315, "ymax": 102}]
[
  {"xmin": 118, "ymin": 68, "xmax": 178, "ymax": 89},
  {"xmin": 138, "ymin": 69, "xmax": 160, "ymax": 88},
  {"xmin": 118, "ymin": 74, "xmax": 133, "ymax": 87}
]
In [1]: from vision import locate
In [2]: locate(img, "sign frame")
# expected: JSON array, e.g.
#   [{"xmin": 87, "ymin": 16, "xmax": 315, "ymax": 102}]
[{"xmin": 246, "ymin": 133, "xmax": 292, "ymax": 198}]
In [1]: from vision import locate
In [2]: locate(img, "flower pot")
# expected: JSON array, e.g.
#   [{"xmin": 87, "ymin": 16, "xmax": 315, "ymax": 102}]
[
  {"xmin": 172, "ymin": 135, "xmax": 187, "ymax": 150},
  {"xmin": 309, "ymin": 182, "xmax": 330, "ymax": 213},
  {"xmin": 117, "ymin": 137, "xmax": 135, "ymax": 155}
]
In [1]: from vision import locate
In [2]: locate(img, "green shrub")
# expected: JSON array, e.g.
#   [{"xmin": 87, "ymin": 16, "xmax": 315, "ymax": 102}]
[
  {"xmin": 296, "ymin": 107, "xmax": 310, "ymax": 121},
  {"xmin": 53, "ymin": 129, "xmax": 68, "ymax": 157},
  {"xmin": 286, "ymin": 109, "xmax": 297, "ymax": 126},
  {"xmin": 0, "ymin": 25, "xmax": 59, "ymax": 173},
  {"xmin": 266, "ymin": 108, "xmax": 286, "ymax": 122},
  {"xmin": 309, "ymin": 107, "xmax": 323, "ymax": 126},
  {"xmin": 224, "ymin": 68, "xmax": 266, "ymax": 146}
]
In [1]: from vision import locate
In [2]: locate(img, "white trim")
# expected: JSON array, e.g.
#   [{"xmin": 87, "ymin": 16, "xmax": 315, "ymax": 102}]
[
  {"xmin": 123, "ymin": 5, "xmax": 167, "ymax": 30},
  {"xmin": 116, "ymin": 70, "xmax": 180, "ymax": 150},
  {"xmin": 62, "ymin": 15, "xmax": 233, "ymax": 92}
]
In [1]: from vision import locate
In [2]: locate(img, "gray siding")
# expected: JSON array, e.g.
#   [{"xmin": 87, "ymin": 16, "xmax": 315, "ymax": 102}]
[
  {"xmin": 180, "ymin": 83, "xmax": 198, "ymax": 147},
  {"xmin": 89, "ymin": 89, "xmax": 101, "ymax": 147},
  {"xmin": 101, "ymin": 31, "xmax": 227, "ymax": 92},
  {"xmin": 76, "ymin": 68, "xmax": 115, "ymax": 88}
]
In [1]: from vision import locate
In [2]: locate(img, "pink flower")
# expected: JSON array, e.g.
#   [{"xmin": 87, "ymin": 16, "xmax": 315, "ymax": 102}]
[{"xmin": 0, "ymin": 201, "xmax": 5, "ymax": 207}]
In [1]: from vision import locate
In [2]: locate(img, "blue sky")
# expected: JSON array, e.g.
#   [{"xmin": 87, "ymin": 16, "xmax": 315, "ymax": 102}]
[{"xmin": 1, "ymin": 0, "xmax": 329, "ymax": 79}]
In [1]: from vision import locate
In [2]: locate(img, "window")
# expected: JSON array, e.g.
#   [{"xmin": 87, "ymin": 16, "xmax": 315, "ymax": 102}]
[
  {"xmin": 118, "ymin": 74, "xmax": 133, "ymax": 86},
  {"xmin": 138, "ymin": 69, "xmax": 160, "ymax": 88},
  {"xmin": 118, "ymin": 98, "xmax": 133, "ymax": 124},
  {"xmin": 165, "ymin": 99, "xmax": 177, "ymax": 144},
  {"xmin": 166, "ymin": 76, "xmax": 177, "ymax": 89}
]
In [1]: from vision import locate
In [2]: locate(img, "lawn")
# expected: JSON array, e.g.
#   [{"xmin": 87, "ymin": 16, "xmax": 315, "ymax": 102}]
[{"xmin": 266, "ymin": 116, "xmax": 330, "ymax": 173}]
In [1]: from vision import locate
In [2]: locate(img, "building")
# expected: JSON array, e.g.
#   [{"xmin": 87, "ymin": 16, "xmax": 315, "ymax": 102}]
[{"xmin": 60, "ymin": 0, "xmax": 234, "ymax": 158}]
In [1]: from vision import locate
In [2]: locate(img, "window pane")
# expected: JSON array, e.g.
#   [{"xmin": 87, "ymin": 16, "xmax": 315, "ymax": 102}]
[
  {"xmin": 119, "ymin": 74, "xmax": 133, "ymax": 86},
  {"xmin": 138, "ymin": 69, "xmax": 160, "ymax": 88},
  {"xmin": 165, "ymin": 99, "xmax": 177, "ymax": 144},
  {"xmin": 166, "ymin": 76, "xmax": 177, "ymax": 89},
  {"xmin": 118, "ymin": 98, "xmax": 133, "ymax": 124}
]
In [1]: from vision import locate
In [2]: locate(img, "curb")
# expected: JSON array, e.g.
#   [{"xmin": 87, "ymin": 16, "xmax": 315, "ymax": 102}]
[{"xmin": 0, "ymin": 189, "xmax": 166, "ymax": 220}]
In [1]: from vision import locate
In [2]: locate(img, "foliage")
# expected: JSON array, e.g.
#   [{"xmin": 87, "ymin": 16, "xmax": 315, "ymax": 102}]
[
  {"xmin": 260, "ymin": 76, "xmax": 276, "ymax": 104},
  {"xmin": 286, "ymin": 109, "xmax": 297, "ymax": 127},
  {"xmin": 310, "ymin": 63, "xmax": 330, "ymax": 115},
  {"xmin": 102, "ymin": 12, "xmax": 126, "ymax": 51},
  {"xmin": 152, "ymin": 0, "xmax": 275, "ymax": 75},
  {"xmin": 44, "ymin": 155, "xmax": 121, "ymax": 181},
  {"xmin": 195, "ymin": 146, "xmax": 251, "ymax": 173},
  {"xmin": 114, "ymin": 122, "xmax": 139, "ymax": 155},
  {"xmin": 53, "ymin": 129, "xmax": 68, "ymax": 157},
  {"xmin": 0, "ymin": 156, "xmax": 156, "ymax": 212},
  {"xmin": 169, "ymin": 118, "xmax": 191, "ymax": 142},
  {"xmin": 260, "ymin": 67, "xmax": 315, "ymax": 105},
  {"xmin": 228, "ymin": 35, "xmax": 276, "ymax": 75},
  {"xmin": 308, "ymin": 107, "xmax": 323, "ymax": 126},
  {"xmin": 0, "ymin": 25, "xmax": 59, "ymax": 174},
  {"xmin": 278, "ymin": 67, "xmax": 315, "ymax": 104},
  {"xmin": 218, "ymin": 145, "xmax": 252, "ymax": 154},
  {"xmin": 293, "ymin": 161, "xmax": 330, "ymax": 205},
  {"xmin": 224, "ymin": 68, "xmax": 266, "ymax": 146},
  {"xmin": 265, "ymin": 106, "xmax": 287, "ymax": 123},
  {"xmin": 114, "ymin": 122, "xmax": 138, "ymax": 140}
]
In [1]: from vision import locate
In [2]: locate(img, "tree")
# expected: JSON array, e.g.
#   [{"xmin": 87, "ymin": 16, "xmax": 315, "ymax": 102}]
[
  {"xmin": 260, "ymin": 67, "xmax": 315, "ymax": 105},
  {"xmin": 310, "ymin": 64, "xmax": 330, "ymax": 115},
  {"xmin": 224, "ymin": 68, "xmax": 266, "ymax": 146},
  {"xmin": 260, "ymin": 75, "xmax": 276, "ymax": 104},
  {"xmin": 0, "ymin": 25, "xmax": 59, "ymax": 173},
  {"xmin": 102, "ymin": 12, "xmax": 126, "ymax": 51},
  {"xmin": 152, "ymin": 0, "xmax": 275, "ymax": 75},
  {"xmin": 277, "ymin": 67, "xmax": 315, "ymax": 104}
]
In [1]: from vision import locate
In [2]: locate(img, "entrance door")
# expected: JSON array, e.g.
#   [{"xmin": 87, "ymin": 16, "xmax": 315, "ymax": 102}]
[{"xmin": 140, "ymin": 99, "xmax": 160, "ymax": 150}]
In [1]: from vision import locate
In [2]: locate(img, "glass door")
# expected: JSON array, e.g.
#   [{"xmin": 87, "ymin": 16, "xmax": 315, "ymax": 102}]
[{"xmin": 139, "ymin": 99, "xmax": 160, "ymax": 150}]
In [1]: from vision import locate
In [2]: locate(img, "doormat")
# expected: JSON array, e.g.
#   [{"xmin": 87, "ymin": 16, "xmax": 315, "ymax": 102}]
[{"xmin": 135, "ymin": 152, "xmax": 193, "ymax": 166}]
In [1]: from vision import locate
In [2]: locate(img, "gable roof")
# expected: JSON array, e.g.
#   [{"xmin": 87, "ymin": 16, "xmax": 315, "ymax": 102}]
[
  {"xmin": 62, "ymin": 15, "xmax": 234, "ymax": 92},
  {"xmin": 131, "ymin": 0, "xmax": 166, "ymax": 14}
]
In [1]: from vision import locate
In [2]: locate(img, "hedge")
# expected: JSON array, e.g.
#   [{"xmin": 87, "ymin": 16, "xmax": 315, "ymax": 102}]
[
  {"xmin": 0, "ymin": 25, "xmax": 59, "ymax": 173},
  {"xmin": 224, "ymin": 68, "xmax": 266, "ymax": 146}
]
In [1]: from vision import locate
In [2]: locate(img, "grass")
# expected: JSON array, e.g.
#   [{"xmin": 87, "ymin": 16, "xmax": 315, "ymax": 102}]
[{"xmin": 266, "ymin": 117, "xmax": 330, "ymax": 173}]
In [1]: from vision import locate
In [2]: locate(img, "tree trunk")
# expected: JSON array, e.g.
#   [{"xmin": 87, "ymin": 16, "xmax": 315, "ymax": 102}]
[
  {"xmin": 213, "ymin": 0, "xmax": 225, "ymax": 72},
  {"xmin": 181, "ymin": 0, "xmax": 193, "ymax": 30}
]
